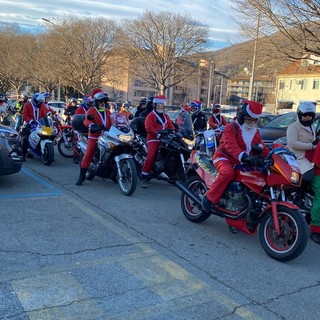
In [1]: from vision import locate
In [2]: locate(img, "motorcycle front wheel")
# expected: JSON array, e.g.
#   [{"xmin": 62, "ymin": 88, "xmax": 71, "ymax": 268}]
[
  {"xmin": 259, "ymin": 206, "xmax": 309, "ymax": 262},
  {"xmin": 117, "ymin": 158, "xmax": 137, "ymax": 196},
  {"xmin": 57, "ymin": 136, "xmax": 74, "ymax": 158},
  {"xmin": 41, "ymin": 143, "xmax": 54, "ymax": 166},
  {"xmin": 181, "ymin": 176, "xmax": 211, "ymax": 222}
]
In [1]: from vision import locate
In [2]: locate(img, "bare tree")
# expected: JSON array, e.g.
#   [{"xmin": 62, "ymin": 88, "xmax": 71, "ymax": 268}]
[
  {"xmin": 42, "ymin": 17, "xmax": 119, "ymax": 95},
  {"xmin": 231, "ymin": 0, "xmax": 320, "ymax": 60},
  {"xmin": 0, "ymin": 31, "xmax": 31, "ymax": 94},
  {"xmin": 121, "ymin": 10, "xmax": 209, "ymax": 95}
]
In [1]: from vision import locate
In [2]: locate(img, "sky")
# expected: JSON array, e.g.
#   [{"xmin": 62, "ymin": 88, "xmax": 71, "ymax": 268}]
[{"xmin": 0, "ymin": 0, "xmax": 241, "ymax": 51}]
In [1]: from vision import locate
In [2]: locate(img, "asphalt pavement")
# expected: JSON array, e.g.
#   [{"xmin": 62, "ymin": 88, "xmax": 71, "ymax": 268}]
[{"xmin": 0, "ymin": 150, "xmax": 320, "ymax": 320}]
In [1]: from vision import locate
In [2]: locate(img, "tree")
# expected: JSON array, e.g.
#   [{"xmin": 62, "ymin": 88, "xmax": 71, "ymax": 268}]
[
  {"xmin": 121, "ymin": 10, "xmax": 209, "ymax": 95},
  {"xmin": 42, "ymin": 17, "xmax": 119, "ymax": 95},
  {"xmin": 231, "ymin": 0, "xmax": 320, "ymax": 61}
]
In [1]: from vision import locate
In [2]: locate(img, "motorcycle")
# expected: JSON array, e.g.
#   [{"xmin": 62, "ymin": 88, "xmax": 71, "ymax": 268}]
[
  {"xmin": 27, "ymin": 115, "xmax": 56, "ymax": 165},
  {"xmin": 196, "ymin": 126, "xmax": 225, "ymax": 157},
  {"xmin": 273, "ymin": 137, "xmax": 313, "ymax": 223},
  {"xmin": 177, "ymin": 146, "xmax": 309, "ymax": 261},
  {"xmin": 54, "ymin": 115, "xmax": 76, "ymax": 158},
  {"xmin": 132, "ymin": 111, "xmax": 196, "ymax": 184},
  {"xmin": 72, "ymin": 113, "xmax": 138, "ymax": 196}
]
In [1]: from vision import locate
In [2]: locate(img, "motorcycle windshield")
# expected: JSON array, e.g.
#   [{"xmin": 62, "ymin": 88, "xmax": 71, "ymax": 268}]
[
  {"xmin": 175, "ymin": 111, "xmax": 194, "ymax": 139},
  {"xmin": 38, "ymin": 116, "xmax": 53, "ymax": 127},
  {"xmin": 110, "ymin": 112, "xmax": 131, "ymax": 133}
]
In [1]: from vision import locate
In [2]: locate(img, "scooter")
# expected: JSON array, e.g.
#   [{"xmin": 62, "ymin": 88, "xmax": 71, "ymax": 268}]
[{"xmin": 176, "ymin": 146, "xmax": 309, "ymax": 262}]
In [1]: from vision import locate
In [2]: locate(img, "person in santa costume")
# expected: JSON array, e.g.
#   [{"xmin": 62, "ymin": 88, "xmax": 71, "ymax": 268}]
[
  {"xmin": 141, "ymin": 95, "xmax": 175, "ymax": 188},
  {"xmin": 208, "ymin": 104, "xmax": 227, "ymax": 129},
  {"xmin": 190, "ymin": 100, "xmax": 207, "ymax": 132},
  {"xmin": 76, "ymin": 91, "xmax": 111, "ymax": 186},
  {"xmin": 202, "ymin": 99, "xmax": 269, "ymax": 211}
]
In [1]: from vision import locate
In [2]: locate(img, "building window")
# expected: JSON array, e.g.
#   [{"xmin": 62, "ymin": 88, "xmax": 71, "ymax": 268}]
[
  {"xmin": 313, "ymin": 80, "xmax": 320, "ymax": 89},
  {"xmin": 300, "ymin": 79, "xmax": 306, "ymax": 90},
  {"xmin": 289, "ymin": 80, "xmax": 293, "ymax": 89},
  {"xmin": 279, "ymin": 81, "xmax": 285, "ymax": 89}
]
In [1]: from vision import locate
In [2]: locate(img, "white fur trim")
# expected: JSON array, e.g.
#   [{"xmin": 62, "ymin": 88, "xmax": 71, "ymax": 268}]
[
  {"xmin": 246, "ymin": 105, "xmax": 260, "ymax": 118},
  {"xmin": 154, "ymin": 98, "xmax": 166, "ymax": 104}
]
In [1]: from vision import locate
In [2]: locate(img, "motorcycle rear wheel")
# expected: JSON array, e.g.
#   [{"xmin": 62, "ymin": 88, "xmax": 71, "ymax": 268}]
[
  {"xmin": 57, "ymin": 136, "xmax": 74, "ymax": 158},
  {"xmin": 117, "ymin": 158, "xmax": 137, "ymax": 196},
  {"xmin": 41, "ymin": 143, "xmax": 54, "ymax": 166},
  {"xmin": 259, "ymin": 206, "xmax": 308, "ymax": 262},
  {"xmin": 181, "ymin": 176, "xmax": 210, "ymax": 222}
]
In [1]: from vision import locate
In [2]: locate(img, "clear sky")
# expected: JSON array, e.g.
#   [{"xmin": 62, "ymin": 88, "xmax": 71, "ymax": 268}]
[{"xmin": 0, "ymin": 0, "xmax": 240, "ymax": 51}]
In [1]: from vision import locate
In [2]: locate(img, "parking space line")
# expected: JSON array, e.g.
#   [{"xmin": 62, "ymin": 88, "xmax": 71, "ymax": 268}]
[{"xmin": 0, "ymin": 167, "xmax": 62, "ymax": 199}]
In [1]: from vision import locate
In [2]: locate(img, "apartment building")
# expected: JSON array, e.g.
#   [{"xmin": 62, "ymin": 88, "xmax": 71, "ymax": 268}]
[
  {"xmin": 275, "ymin": 55, "xmax": 320, "ymax": 113},
  {"xmin": 226, "ymin": 75, "xmax": 275, "ymax": 111}
]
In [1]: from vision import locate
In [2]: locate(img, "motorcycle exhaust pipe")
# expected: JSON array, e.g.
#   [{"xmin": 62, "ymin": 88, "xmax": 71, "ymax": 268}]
[{"xmin": 174, "ymin": 180, "xmax": 202, "ymax": 206}]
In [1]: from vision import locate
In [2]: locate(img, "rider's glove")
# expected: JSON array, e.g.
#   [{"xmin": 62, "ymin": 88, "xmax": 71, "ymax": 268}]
[
  {"xmin": 312, "ymin": 140, "xmax": 318, "ymax": 146},
  {"xmin": 244, "ymin": 155, "xmax": 261, "ymax": 167}
]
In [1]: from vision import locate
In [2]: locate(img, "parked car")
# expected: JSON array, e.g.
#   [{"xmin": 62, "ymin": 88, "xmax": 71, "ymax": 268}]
[
  {"xmin": 257, "ymin": 113, "xmax": 277, "ymax": 128},
  {"xmin": 48, "ymin": 100, "xmax": 66, "ymax": 115},
  {"xmin": 0, "ymin": 124, "xmax": 22, "ymax": 175},
  {"xmin": 259, "ymin": 112, "xmax": 320, "ymax": 148}
]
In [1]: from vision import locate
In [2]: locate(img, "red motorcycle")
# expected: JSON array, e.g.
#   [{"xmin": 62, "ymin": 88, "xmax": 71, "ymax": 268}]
[{"xmin": 176, "ymin": 146, "xmax": 309, "ymax": 261}]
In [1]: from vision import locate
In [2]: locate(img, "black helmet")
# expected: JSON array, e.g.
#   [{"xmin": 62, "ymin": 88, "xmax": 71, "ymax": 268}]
[
  {"xmin": 139, "ymin": 97, "xmax": 147, "ymax": 105},
  {"xmin": 236, "ymin": 99, "xmax": 263, "ymax": 125},
  {"xmin": 69, "ymin": 97, "xmax": 77, "ymax": 104}
]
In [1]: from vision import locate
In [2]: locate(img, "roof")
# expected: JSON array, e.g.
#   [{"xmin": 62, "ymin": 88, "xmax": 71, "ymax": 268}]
[{"xmin": 278, "ymin": 60, "xmax": 320, "ymax": 76}]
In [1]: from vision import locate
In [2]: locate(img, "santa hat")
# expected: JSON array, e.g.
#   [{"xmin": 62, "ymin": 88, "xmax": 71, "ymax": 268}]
[
  {"xmin": 153, "ymin": 95, "xmax": 166, "ymax": 104},
  {"xmin": 91, "ymin": 88, "xmax": 103, "ymax": 98},
  {"xmin": 244, "ymin": 100, "xmax": 263, "ymax": 118}
]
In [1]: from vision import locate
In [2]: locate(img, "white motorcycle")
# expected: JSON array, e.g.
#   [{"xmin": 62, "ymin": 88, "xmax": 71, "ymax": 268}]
[
  {"xmin": 196, "ymin": 126, "xmax": 225, "ymax": 157},
  {"xmin": 73, "ymin": 112, "xmax": 138, "ymax": 196},
  {"xmin": 27, "ymin": 116, "xmax": 56, "ymax": 165}
]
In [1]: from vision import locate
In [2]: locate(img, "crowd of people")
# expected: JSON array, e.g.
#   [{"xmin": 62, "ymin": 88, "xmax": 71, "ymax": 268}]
[{"xmin": 5, "ymin": 89, "xmax": 320, "ymax": 244}]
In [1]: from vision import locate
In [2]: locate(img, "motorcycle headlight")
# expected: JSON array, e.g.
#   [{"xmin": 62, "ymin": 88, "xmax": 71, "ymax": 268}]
[
  {"xmin": 290, "ymin": 171, "xmax": 300, "ymax": 185},
  {"xmin": 182, "ymin": 137, "xmax": 195, "ymax": 150},
  {"xmin": 0, "ymin": 131, "xmax": 18, "ymax": 139},
  {"xmin": 118, "ymin": 134, "xmax": 133, "ymax": 143}
]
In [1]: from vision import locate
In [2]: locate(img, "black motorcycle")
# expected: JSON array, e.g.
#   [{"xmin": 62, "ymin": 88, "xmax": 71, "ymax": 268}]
[{"xmin": 131, "ymin": 111, "xmax": 196, "ymax": 184}]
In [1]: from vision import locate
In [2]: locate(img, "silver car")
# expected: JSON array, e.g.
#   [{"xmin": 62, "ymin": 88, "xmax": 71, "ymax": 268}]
[{"xmin": 0, "ymin": 124, "xmax": 22, "ymax": 175}]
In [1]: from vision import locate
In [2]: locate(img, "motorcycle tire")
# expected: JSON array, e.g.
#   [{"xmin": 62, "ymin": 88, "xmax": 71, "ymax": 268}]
[
  {"xmin": 181, "ymin": 175, "xmax": 211, "ymax": 222},
  {"xmin": 117, "ymin": 158, "xmax": 137, "ymax": 196},
  {"xmin": 41, "ymin": 143, "xmax": 54, "ymax": 166},
  {"xmin": 259, "ymin": 206, "xmax": 309, "ymax": 262},
  {"xmin": 57, "ymin": 137, "xmax": 74, "ymax": 158}
]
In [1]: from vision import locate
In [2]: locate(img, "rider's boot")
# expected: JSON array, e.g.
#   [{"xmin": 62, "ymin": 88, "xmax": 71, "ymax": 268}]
[
  {"xmin": 76, "ymin": 168, "xmax": 87, "ymax": 186},
  {"xmin": 141, "ymin": 173, "xmax": 149, "ymax": 188}
]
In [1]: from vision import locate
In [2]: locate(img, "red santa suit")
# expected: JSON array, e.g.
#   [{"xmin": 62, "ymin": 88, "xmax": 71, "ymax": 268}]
[
  {"xmin": 142, "ymin": 110, "xmax": 175, "ymax": 175},
  {"xmin": 208, "ymin": 113, "xmax": 227, "ymax": 129},
  {"xmin": 80, "ymin": 106, "xmax": 111, "ymax": 169},
  {"xmin": 206, "ymin": 119, "xmax": 269, "ymax": 204},
  {"xmin": 22, "ymin": 101, "xmax": 55, "ymax": 123}
]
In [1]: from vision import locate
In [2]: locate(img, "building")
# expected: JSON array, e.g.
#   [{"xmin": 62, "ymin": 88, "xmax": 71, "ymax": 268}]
[
  {"xmin": 275, "ymin": 55, "xmax": 320, "ymax": 113},
  {"xmin": 226, "ymin": 75, "xmax": 275, "ymax": 111},
  {"xmin": 102, "ymin": 56, "xmax": 229, "ymax": 108}
]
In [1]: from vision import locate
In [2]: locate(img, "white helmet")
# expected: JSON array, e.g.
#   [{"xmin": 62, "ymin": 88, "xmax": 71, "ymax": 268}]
[{"xmin": 297, "ymin": 102, "xmax": 316, "ymax": 114}]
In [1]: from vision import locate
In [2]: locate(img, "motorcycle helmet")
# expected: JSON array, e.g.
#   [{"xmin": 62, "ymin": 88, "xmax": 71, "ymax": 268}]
[
  {"xmin": 0, "ymin": 93, "xmax": 5, "ymax": 102},
  {"xmin": 236, "ymin": 99, "xmax": 263, "ymax": 125},
  {"xmin": 69, "ymin": 97, "xmax": 78, "ymax": 106},
  {"xmin": 139, "ymin": 97, "xmax": 147, "ymax": 106},
  {"xmin": 93, "ymin": 91, "xmax": 109, "ymax": 108},
  {"xmin": 21, "ymin": 92, "xmax": 29, "ymax": 101},
  {"xmin": 122, "ymin": 101, "xmax": 130, "ymax": 109},
  {"xmin": 297, "ymin": 102, "xmax": 316, "ymax": 126},
  {"xmin": 153, "ymin": 95, "xmax": 166, "ymax": 111},
  {"xmin": 182, "ymin": 104, "xmax": 191, "ymax": 113},
  {"xmin": 190, "ymin": 100, "xmax": 201, "ymax": 115},
  {"xmin": 32, "ymin": 93, "xmax": 45, "ymax": 108},
  {"xmin": 212, "ymin": 104, "xmax": 221, "ymax": 114}
]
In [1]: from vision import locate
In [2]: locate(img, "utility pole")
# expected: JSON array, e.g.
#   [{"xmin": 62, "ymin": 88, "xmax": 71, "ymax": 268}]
[
  {"xmin": 207, "ymin": 61, "xmax": 215, "ymax": 108},
  {"xmin": 248, "ymin": 12, "xmax": 261, "ymax": 100}
]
